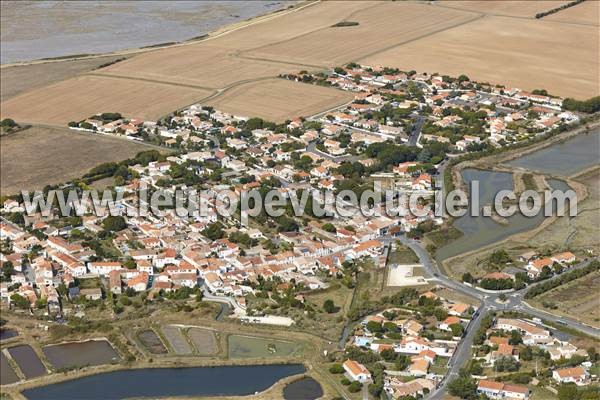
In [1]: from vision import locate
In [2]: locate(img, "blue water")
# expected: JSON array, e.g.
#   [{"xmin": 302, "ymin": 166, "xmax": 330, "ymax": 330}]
[
  {"xmin": 1, "ymin": 1, "xmax": 291, "ymax": 64},
  {"xmin": 505, "ymin": 130, "xmax": 600, "ymax": 176},
  {"xmin": 23, "ymin": 364, "xmax": 305, "ymax": 400}
]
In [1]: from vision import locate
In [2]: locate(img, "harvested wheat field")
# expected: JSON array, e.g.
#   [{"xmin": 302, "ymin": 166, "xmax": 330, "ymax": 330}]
[
  {"xmin": 545, "ymin": 0, "xmax": 600, "ymax": 25},
  {"xmin": 97, "ymin": 44, "xmax": 309, "ymax": 88},
  {"xmin": 437, "ymin": 1, "xmax": 570, "ymax": 18},
  {"xmin": 0, "ymin": 55, "xmax": 128, "ymax": 101},
  {"xmin": 92, "ymin": 2, "xmax": 378, "ymax": 87},
  {"xmin": 0, "ymin": 126, "xmax": 155, "ymax": 195},
  {"xmin": 1, "ymin": 0, "xmax": 598, "ymax": 127},
  {"xmin": 245, "ymin": 2, "xmax": 478, "ymax": 66},
  {"xmin": 202, "ymin": 0, "xmax": 374, "ymax": 51},
  {"xmin": 0, "ymin": 75, "xmax": 213, "ymax": 125},
  {"xmin": 206, "ymin": 79, "xmax": 353, "ymax": 122},
  {"xmin": 361, "ymin": 16, "xmax": 599, "ymax": 99}
]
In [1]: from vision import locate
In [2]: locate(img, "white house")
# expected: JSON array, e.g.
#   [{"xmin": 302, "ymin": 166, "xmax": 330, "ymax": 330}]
[
  {"xmin": 343, "ymin": 359, "xmax": 371, "ymax": 383},
  {"xmin": 552, "ymin": 366, "xmax": 589, "ymax": 386}
]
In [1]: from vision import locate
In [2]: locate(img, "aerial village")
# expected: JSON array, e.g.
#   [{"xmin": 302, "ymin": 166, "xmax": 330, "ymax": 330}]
[{"xmin": 1, "ymin": 64, "xmax": 596, "ymax": 399}]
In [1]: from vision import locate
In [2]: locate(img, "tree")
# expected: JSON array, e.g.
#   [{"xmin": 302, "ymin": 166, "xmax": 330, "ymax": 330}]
[
  {"xmin": 558, "ymin": 383, "xmax": 579, "ymax": 400},
  {"xmin": 380, "ymin": 348, "xmax": 397, "ymax": 362},
  {"xmin": 1, "ymin": 118, "xmax": 17, "ymax": 129},
  {"xmin": 521, "ymin": 346, "xmax": 533, "ymax": 361},
  {"xmin": 489, "ymin": 249, "xmax": 511, "ymax": 265},
  {"xmin": 509, "ymin": 330, "xmax": 523, "ymax": 345},
  {"xmin": 462, "ymin": 272, "xmax": 474, "ymax": 283},
  {"xmin": 468, "ymin": 360, "xmax": 483, "ymax": 376},
  {"xmin": 323, "ymin": 299, "xmax": 336, "ymax": 313},
  {"xmin": 366, "ymin": 321, "xmax": 384, "ymax": 333},
  {"xmin": 348, "ymin": 381, "xmax": 362, "ymax": 393},
  {"xmin": 587, "ymin": 347, "xmax": 599, "ymax": 362},
  {"xmin": 100, "ymin": 112, "xmax": 122, "ymax": 121},
  {"xmin": 35, "ymin": 298, "xmax": 48, "ymax": 309},
  {"xmin": 1, "ymin": 261, "xmax": 14, "ymax": 281},
  {"xmin": 394, "ymin": 355, "xmax": 410, "ymax": 371},
  {"xmin": 10, "ymin": 293, "xmax": 30, "ymax": 309},
  {"xmin": 322, "ymin": 223, "xmax": 337, "ymax": 233},
  {"xmin": 102, "ymin": 216, "xmax": 127, "ymax": 232},
  {"xmin": 450, "ymin": 323, "xmax": 465, "ymax": 337},
  {"xmin": 495, "ymin": 356, "xmax": 520, "ymax": 372},
  {"xmin": 329, "ymin": 363, "xmax": 344, "ymax": 374},
  {"xmin": 202, "ymin": 222, "xmax": 224, "ymax": 240},
  {"xmin": 447, "ymin": 374, "xmax": 477, "ymax": 399},
  {"xmin": 368, "ymin": 383, "xmax": 383, "ymax": 398}
]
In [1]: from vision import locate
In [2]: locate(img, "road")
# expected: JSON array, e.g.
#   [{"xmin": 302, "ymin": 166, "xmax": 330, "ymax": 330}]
[
  {"xmin": 408, "ymin": 115, "xmax": 424, "ymax": 147},
  {"xmin": 306, "ymin": 140, "xmax": 360, "ymax": 163},
  {"xmin": 381, "ymin": 234, "xmax": 600, "ymax": 399}
]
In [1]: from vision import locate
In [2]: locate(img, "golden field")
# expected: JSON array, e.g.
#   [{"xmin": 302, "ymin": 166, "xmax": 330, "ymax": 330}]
[
  {"xmin": 97, "ymin": 44, "xmax": 307, "ymax": 88},
  {"xmin": 438, "ymin": 1, "xmax": 571, "ymax": 18},
  {"xmin": 545, "ymin": 0, "xmax": 600, "ymax": 25},
  {"xmin": 0, "ymin": 55, "xmax": 128, "ymax": 101},
  {"xmin": 245, "ymin": 2, "xmax": 478, "ymax": 66},
  {"xmin": 205, "ymin": 78, "xmax": 353, "ymax": 122},
  {"xmin": 1, "ymin": 0, "xmax": 598, "ymax": 127},
  {"xmin": 0, "ymin": 75, "xmax": 213, "ymax": 125},
  {"xmin": 360, "ymin": 14, "xmax": 599, "ymax": 99}
]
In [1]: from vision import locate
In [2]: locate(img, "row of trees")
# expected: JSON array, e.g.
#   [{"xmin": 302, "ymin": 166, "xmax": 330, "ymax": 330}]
[
  {"xmin": 562, "ymin": 96, "xmax": 600, "ymax": 114},
  {"xmin": 525, "ymin": 260, "xmax": 600, "ymax": 299},
  {"xmin": 535, "ymin": 0, "xmax": 585, "ymax": 19}
]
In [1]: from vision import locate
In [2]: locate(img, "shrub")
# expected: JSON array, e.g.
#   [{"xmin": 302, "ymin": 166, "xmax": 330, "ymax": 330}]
[
  {"xmin": 329, "ymin": 363, "xmax": 344, "ymax": 374},
  {"xmin": 332, "ymin": 21, "xmax": 360, "ymax": 27},
  {"xmin": 348, "ymin": 381, "xmax": 362, "ymax": 392}
]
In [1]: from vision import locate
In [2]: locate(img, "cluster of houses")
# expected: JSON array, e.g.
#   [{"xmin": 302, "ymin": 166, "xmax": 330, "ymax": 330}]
[
  {"xmin": 519, "ymin": 251, "xmax": 577, "ymax": 279},
  {"xmin": 2, "ymin": 80, "xmax": 474, "ymax": 316},
  {"xmin": 341, "ymin": 290, "xmax": 475, "ymax": 398},
  {"xmin": 0, "ymin": 149, "xmax": 428, "ymax": 313},
  {"xmin": 472, "ymin": 316, "xmax": 593, "ymax": 398},
  {"xmin": 282, "ymin": 64, "xmax": 579, "ymax": 152}
]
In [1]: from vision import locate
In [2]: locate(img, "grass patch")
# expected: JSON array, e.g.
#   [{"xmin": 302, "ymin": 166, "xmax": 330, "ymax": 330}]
[
  {"xmin": 388, "ymin": 244, "xmax": 419, "ymax": 264},
  {"xmin": 78, "ymin": 277, "xmax": 102, "ymax": 289},
  {"xmin": 424, "ymin": 225, "xmax": 463, "ymax": 248},
  {"xmin": 521, "ymin": 173, "xmax": 537, "ymax": 191}
]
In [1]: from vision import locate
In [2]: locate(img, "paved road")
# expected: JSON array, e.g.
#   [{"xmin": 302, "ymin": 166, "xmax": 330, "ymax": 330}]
[
  {"xmin": 382, "ymin": 234, "xmax": 600, "ymax": 398},
  {"xmin": 306, "ymin": 140, "xmax": 360, "ymax": 163},
  {"xmin": 408, "ymin": 115, "xmax": 424, "ymax": 147}
]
